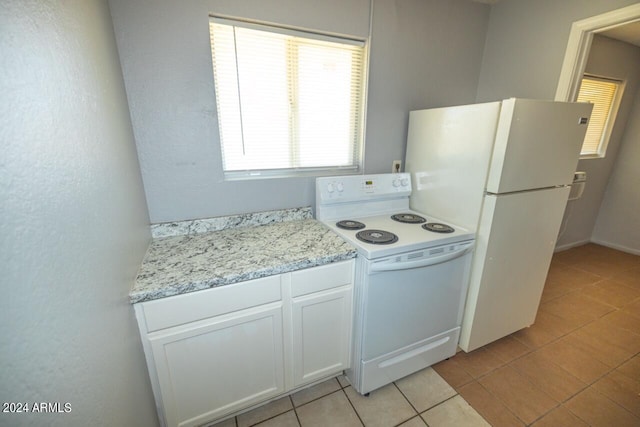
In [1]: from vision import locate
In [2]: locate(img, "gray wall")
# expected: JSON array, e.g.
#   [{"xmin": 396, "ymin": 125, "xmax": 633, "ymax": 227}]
[
  {"xmin": 0, "ymin": 1, "xmax": 157, "ymax": 426},
  {"xmin": 556, "ymin": 35, "xmax": 640, "ymax": 250},
  {"xmin": 109, "ymin": 0, "xmax": 491, "ymax": 223},
  {"xmin": 476, "ymin": 0, "xmax": 640, "ymax": 102},
  {"xmin": 591, "ymin": 59, "xmax": 640, "ymax": 254},
  {"xmin": 477, "ymin": 0, "xmax": 640, "ymax": 254}
]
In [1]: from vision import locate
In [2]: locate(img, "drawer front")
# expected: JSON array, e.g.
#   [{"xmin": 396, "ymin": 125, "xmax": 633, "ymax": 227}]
[
  {"xmin": 141, "ymin": 275, "xmax": 282, "ymax": 332},
  {"xmin": 291, "ymin": 260, "xmax": 354, "ymax": 298}
]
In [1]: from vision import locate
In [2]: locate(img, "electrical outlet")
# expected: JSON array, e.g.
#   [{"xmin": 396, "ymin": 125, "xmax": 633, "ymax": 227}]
[{"xmin": 392, "ymin": 160, "xmax": 402, "ymax": 173}]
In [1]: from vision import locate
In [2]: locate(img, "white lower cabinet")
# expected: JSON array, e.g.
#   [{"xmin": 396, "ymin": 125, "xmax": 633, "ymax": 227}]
[
  {"xmin": 149, "ymin": 303, "xmax": 285, "ymax": 427},
  {"xmin": 291, "ymin": 287, "xmax": 352, "ymax": 386},
  {"xmin": 135, "ymin": 260, "xmax": 354, "ymax": 427}
]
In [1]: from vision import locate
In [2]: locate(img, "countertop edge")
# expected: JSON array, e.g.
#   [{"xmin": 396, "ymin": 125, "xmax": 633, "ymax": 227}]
[{"xmin": 129, "ymin": 251, "xmax": 356, "ymax": 304}]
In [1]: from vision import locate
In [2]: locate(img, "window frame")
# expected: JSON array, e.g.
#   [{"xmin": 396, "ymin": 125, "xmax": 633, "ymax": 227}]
[
  {"xmin": 208, "ymin": 16, "xmax": 368, "ymax": 180},
  {"xmin": 576, "ymin": 74, "xmax": 625, "ymax": 159}
]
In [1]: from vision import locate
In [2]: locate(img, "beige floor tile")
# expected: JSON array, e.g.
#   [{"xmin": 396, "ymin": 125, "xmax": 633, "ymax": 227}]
[
  {"xmin": 565, "ymin": 387, "xmax": 640, "ymax": 427},
  {"xmin": 551, "ymin": 246, "xmax": 592, "ymax": 266},
  {"xmin": 344, "ymin": 384, "xmax": 416, "ymax": 427},
  {"xmin": 531, "ymin": 405, "xmax": 589, "ymax": 427},
  {"xmin": 296, "ymin": 391, "xmax": 362, "ymax": 427},
  {"xmin": 581, "ymin": 279, "xmax": 640, "ymax": 308},
  {"xmin": 600, "ymin": 310, "xmax": 640, "ymax": 334},
  {"xmin": 478, "ymin": 365, "xmax": 557, "ymax": 425},
  {"xmin": 545, "ymin": 264, "xmax": 603, "ymax": 289},
  {"xmin": 572, "ymin": 261, "xmax": 621, "ymax": 278},
  {"xmin": 621, "ymin": 297, "xmax": 640, "ymax": 318},
  {"xmin": 432, "ymin": 357, "xmax": 474, "ymax": 390},
  {"xmin": 397, "ymin": 416, "xmax": 427, "ymax": 427},
  {"xmin": 593, "ymin": 370, "xmax": 640, "ymax": 418},
  {"xmin": 566, "ymin": 328, "xmax": 634, "ymax": 368},
  {"xmin": 237, "ymin": 397, "xmax": 293, "ymax": 427},
  {"xmin": 483, "ymin": 335, "xmax": 531, "ymax": 364},
  {"xmin": 421, "ymin": 395, "xmax": 490, "ymax": 427},
  {"xmin": 617, "ymin": 355, "xmax": 640, "ymax": 382},
  {"xmin": 448, "ymin": 347, "xmax": 505, "ymax": 379},
  {"xmin": 510, "ymin": 351, "xmax": 587, "ymax": 402},
  {"xmin": 611, "ymin": 266, "xmax": 640, "ymax": 289},
  {"xmin": 457, "ymin": 380, "xmax": 524, "ymax": 427},
  {"xmin": 256, "ymin": 410, "xmax": 299, "ymax": 427},
  {"xmin": 536, "ymin": 336, "xmax": 610, "ymax": 384},
  {"xmin": 540, "ymin": 278, "xmax": 576, "ymax": 303},
  {"xmin": 512, "ymin": 310, "xmax": 575, "ymax": 349},
  {"xmin": 580, "ymin": 316, "xmax": 640, "ymax": 355},
  {"xmin": 291, "ymin": 378, "xmax": 341, "ymax": 407},
  {"xmin": 539, "ymin": 292, "xmax": 616, "ymax": 327},
  {"xmin": 395, "ymin": 367, "xmax": 456, "ymax": 412},
  {"xmin": 337, "ymin": 374, "xmax": 350, "ymax": 388}
]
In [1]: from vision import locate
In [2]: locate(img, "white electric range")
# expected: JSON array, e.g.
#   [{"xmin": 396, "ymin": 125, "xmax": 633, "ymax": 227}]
[{"xmin": 316, "ymin": 173, "xmax": 475, "ymax": 395}]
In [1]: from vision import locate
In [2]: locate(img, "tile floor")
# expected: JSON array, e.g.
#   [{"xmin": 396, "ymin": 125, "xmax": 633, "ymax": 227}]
[{"xmin": 213, "ymin": 244, "xmax": 640, "ymax": 426}]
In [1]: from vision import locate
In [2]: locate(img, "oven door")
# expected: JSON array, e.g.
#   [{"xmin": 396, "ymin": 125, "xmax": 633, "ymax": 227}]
[{"xmin": 361, "ymin": 240, "xmax": 474, "ymax": 361}]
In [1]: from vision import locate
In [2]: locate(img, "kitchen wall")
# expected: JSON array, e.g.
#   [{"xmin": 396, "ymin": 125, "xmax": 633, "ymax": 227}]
[
  {"xmin": 555, "ymin": 35, "xmax": 640, "ymax": 251},
  {"xmin": 591, "ymin": 74, "xmax": 640, "ymax": 254},
  {"xmin": 476, "ymin": 0, "xmax": 640, "ymax": 253},
  {"xmin": 476, "ymin": 0, "xmax": 640, "ymax": 102},
  {"xmin": 0, "ymin": 1, "xmax": 157, "ymax": 426},
  {"xmin": 109, "ymin": 0, "xmax": 491, "ymax": 223}
]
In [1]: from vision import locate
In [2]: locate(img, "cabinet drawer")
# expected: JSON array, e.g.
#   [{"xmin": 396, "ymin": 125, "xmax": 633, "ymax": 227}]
[
  {"xmin": 291, "ymin": 260, "xmax": 354, "ymax": 298},
  {"xmin": 140, "ymin": 275, "xmax": 282, "ymax": 332}
]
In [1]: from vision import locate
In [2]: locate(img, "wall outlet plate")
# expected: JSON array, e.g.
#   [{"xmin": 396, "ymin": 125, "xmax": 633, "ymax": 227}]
[{"xmin": 392, "ymin": 160, "xmax": 402, "ymax": 173}]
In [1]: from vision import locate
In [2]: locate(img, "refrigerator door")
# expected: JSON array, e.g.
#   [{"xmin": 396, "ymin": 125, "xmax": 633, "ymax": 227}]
[
  {"xmin": 406, "ymin": 101, "xmax": 501, "ymax": 231},
  {"xmin": 486, "ymin": 99, "xmax": 592, "ymax": 194},
  {"xmin": 459, "ymin": 186, "xmax": 570, "ymax": 352}
]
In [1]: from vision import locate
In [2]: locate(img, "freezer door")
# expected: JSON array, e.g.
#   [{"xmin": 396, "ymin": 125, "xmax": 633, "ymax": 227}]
[
  {"xmin": 459, "ymin": 186, "xmax": 570, "ymax": 352},
  {"xmin": 406, "ymin": 101, "xmax": 501, "ymax": 231},
  {"xmin": 486, "ymin": 99, "xmax": 592, "ymax": 194}
]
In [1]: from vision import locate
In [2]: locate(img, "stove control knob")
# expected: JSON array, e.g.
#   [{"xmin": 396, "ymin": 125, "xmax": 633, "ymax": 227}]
[
  {"xmin": 327, "ymin": 183, "xmax": 335, "ymax": 193},
  {"xmin": 392, "ymin": 178, "xmax": 401, "ymax": 187},
  {"xmin": 336, "ymin": 182, "xmax": 344, "ymax": 192},
  {"xmin": 401, "ymin": 178, "xmax": 409, "ymax": 186}
]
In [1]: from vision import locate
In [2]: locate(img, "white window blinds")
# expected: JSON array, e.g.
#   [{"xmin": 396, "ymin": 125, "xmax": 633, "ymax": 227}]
[
  {"xmin": 576, "ymin": 75, "xmax": 623, "ymax": 158},
  {"xmin": 209, "ymin": 17, "xmax": 366, "ymax": 179}
]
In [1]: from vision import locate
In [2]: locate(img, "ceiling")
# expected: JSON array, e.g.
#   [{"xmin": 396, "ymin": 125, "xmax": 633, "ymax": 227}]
[{"xmin": 599, "ymin": 20, "xmax": 640, "ymax": 47}]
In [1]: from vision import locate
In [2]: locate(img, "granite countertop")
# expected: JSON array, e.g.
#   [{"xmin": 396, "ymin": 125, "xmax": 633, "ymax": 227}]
[{"xmin": 130, "ymin": 209, "xmax": 356, "ymax": 304}]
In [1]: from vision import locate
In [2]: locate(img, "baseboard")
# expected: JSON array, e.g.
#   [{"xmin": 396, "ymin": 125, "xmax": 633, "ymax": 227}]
[
  {"xmin": 554, "ymin": 239, "xmax": 590, "ymax": 253},
  {"xmin": 589, "ymin": 238, "xmax": 640, "ymax": 256}
]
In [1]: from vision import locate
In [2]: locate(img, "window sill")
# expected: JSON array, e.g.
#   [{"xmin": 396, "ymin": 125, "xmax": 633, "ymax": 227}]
[{"xmin": 223, "ymin": 166, "xmax": 362, "ymax": 181}]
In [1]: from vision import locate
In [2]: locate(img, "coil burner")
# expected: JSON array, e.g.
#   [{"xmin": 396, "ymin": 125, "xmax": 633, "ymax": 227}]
[
  {"xmin": 356, "ymin": 229, "xmax": 399, "ymax": 245},
  {"xmin": 336, "ymin": 220, "xmax": 366, "ymax": 230},
  {"xmin": 422, "ymin": 223, "xmax": 455, "ymax": 233},
  {"xmin": 391, "ymin": 213, "xmax": 426, "ymax": 224}
]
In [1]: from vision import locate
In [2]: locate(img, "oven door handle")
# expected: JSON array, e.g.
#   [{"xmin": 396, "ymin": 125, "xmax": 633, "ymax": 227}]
[{"xmin": 369, "ymin": 242, "xmax": 473, "ymax": 273}]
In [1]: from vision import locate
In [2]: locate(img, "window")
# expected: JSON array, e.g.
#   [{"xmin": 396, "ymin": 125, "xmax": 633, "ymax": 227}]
[
  {"xmin": 576, "ymin": 75, "xmax": 624, "ymax": 158},
  {"xmin": 209, "ymin": 17, "xmax": 366, "ymax": 179}
]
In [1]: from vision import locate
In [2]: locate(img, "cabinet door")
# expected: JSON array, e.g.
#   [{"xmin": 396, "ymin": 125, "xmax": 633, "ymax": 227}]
[
  {"xmin": 291, "ymin": 286, "xmax": 352, "ymax": 386},
  {"xmin": 149, "ymin": 303, "xmax": 285, "ymax": 427}
]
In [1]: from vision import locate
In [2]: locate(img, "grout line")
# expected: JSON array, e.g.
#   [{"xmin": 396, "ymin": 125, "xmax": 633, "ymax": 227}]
[
  {"xmin": 392, "ymin": 381, "xmax": 421, "ymax": 415},
  {"xmin": 290, "ymin": 379, "xmax": 342, "ymax": 409},
  {"xmin": 340, "ymin": 388, "xmax": 366, "ymax": 427}
]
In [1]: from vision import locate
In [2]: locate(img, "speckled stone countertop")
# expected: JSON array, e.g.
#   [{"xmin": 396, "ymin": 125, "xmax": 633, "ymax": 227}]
[{"xmin": 130, "ymin": 209, "xmax": 356, "ymax": 304}]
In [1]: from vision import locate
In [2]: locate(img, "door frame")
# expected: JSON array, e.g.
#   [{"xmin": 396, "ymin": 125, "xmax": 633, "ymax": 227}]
[{"xmin": 555, "ymin": 3, "xmax": 640, "ymax": 102}]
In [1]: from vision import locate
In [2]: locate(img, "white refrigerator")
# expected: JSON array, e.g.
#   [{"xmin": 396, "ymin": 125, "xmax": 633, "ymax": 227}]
[{"xmin": 405, "ymin": 98, "xmax": 592, "ymax": 352}]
